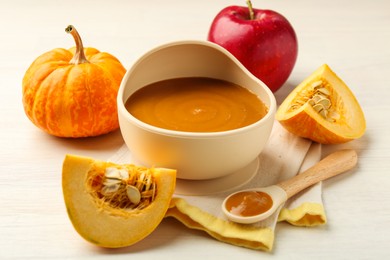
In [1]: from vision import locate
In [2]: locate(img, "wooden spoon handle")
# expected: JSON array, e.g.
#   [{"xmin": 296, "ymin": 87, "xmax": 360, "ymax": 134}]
[{"xmin": 277, "ymin": 149, "xmax": 358, "ymax": 199}]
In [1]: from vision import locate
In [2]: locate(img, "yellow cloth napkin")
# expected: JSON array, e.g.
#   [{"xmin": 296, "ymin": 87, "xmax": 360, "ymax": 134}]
[{"xmin": 110, "ymin": 121, "xmax": 327, "ymax": 251}]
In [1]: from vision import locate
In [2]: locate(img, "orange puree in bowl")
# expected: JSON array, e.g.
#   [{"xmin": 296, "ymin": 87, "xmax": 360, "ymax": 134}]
[{"xmin": 125, "ymin": 77, "xmax": 268, "ymax": 132}]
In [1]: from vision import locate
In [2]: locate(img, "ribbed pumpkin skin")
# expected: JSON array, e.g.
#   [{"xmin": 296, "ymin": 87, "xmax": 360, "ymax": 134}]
[{"xmin": 22, "ymin": 46, "xmax": 126, "ymax": 137}]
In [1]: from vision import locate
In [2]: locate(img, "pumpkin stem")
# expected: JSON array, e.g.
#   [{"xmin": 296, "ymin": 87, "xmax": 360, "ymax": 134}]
[
  {"xmin": 246, "ymin": 0, "xmax": 254, "ymax": 20},
  {"xmin": 65, "ymin": 25, "xmax": 90, "ymax": 65}
]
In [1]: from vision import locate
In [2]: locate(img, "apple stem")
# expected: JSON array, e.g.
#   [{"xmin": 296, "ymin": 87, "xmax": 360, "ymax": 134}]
[{"xmin": 246, "ymin": 0, "xmax": 254, "ymax": 20}]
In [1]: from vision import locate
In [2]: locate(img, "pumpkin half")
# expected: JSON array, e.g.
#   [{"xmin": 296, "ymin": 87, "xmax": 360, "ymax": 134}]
[
  {"xmin": 62, "ymin": 154, "xmax": 176, "ymax": 248},
  {"xmin": 276, "ymin": 64, "xmax": 366, "ymax": 144},
  {"xmin": 22, "ymin": 25, "xmax": 126, "ymax": 137}
]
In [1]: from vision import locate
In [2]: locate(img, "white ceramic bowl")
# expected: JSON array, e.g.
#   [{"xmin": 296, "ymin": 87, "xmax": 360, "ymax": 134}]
[{"xmin": 117, "ymin": 40, "xmax": 276, "ymax": 180}]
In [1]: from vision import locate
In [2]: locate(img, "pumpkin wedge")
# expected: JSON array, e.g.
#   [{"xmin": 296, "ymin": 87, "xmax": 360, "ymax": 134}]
[
  {"xmin": 276, "ymin": 64, "xmax": 366, "ymax": 144},
  {"xmin": 62, "ymin": 154, "xmax": 176, "ymax": 248}
]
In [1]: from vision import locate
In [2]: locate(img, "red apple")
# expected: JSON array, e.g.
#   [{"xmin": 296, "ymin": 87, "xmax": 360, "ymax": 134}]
[{"xmin": 207, "ymin": 1, "xmax": 298, "ymax": 92}]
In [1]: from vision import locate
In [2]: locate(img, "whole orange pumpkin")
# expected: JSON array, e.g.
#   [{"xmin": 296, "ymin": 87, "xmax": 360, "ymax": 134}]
[{"xmin": 22, "ymin": 25, "xmax": 126, "ymax": 138}]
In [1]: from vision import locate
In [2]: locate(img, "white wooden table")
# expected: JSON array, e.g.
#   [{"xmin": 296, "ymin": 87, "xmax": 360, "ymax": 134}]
[{"xmin": 1, "ymin": 0, "xmax": 389, "ymax": 259}]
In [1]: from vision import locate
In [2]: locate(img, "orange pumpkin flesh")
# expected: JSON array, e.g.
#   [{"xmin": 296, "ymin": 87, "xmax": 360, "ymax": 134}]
[
  {"xmin": 276, "ymin": 64, "xmax": 366, "ymax": 144},
  {"xmin": 62, "ymin": 154, "xmax": 176, "ymax": 248},
  {"xmin": 22, "ymin": 25, "xmax": 126, "ymax": 137}
]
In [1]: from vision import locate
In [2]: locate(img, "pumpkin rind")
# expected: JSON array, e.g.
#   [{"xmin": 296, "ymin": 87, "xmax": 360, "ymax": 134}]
[
  {"xmin": 22, "ymin": 26, "xmax": 126, "ymax": 137},
  {"xmin": 276, "ymin": 64, "xmax": 366, "ymax": 144},
  {"xmin": 62, "ymin": 154, "xmax": 176, "ymax": 248}
]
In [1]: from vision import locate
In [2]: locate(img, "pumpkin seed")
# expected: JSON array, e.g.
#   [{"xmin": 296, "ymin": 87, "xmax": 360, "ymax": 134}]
[
  {"xmin": 317, "ymin": 97, "xmax": 331, "ymax": 109},
  {"xmin": 102, "ymin": 183, "xmax": 120, "ymax": 195},
  {"xmin": 316, "ymin": 87, "xmax": 331, "ymax": 96},
  {"xmin": 319, "ymin": 108, "xmax": 328, "ymax": 118},
  {"xmin": 311, "ymin": 94, "xmax": 324, "ymax": 103},
  {"xmin": 311, "ymin": 80, "xmax": 323, "ymax": 88},
  {"xmin": 118, "ymin": 169, "xmax": 129, "ymax": 179},
  {"xmin": 126, "ymin": 185, "xmax": 141, "ymax": 205},
  {"xmin": 313, "ymin": 104, "xmax": 325, "ymax": 113},
  {"xmin": 144, "ymin": 173, "xmax": 152, "ymax": 191},
  {"xmin": 105, "ymin": 167, "xmax": 121, "ymax": 179},
  {"xmin": 136, "ymin": 171, "xmax": 146, "ymax": 190},
  {"xmin": 103, "ymin": 178, "xmax": 121, "ymax": 186}
]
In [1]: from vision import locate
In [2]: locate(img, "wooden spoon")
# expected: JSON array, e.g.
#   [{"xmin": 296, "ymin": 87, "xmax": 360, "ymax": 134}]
[{"xmin": 222, "ymin": 149, "xmax": 358, "ymax": 224}]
